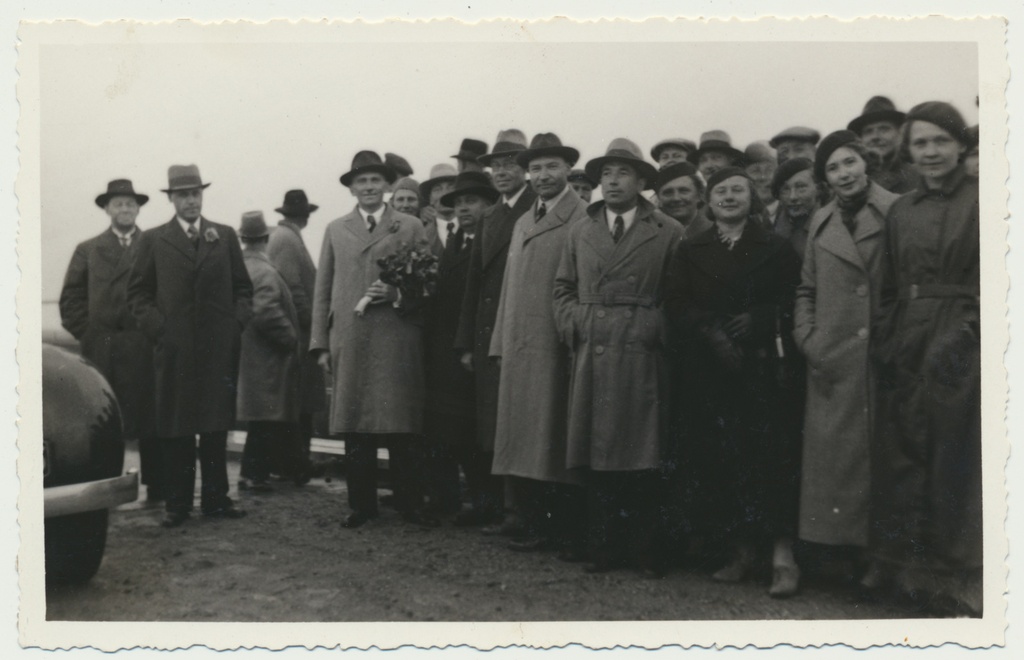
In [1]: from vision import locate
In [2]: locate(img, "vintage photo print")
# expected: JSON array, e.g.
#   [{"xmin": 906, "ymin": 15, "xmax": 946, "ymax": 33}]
[{"xmin": 15, "ymin": 15, "xmax": 1008, "ymax": 651}]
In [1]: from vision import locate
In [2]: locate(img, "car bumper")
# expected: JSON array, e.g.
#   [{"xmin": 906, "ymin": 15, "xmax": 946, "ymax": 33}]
[{"xmin": 44, "ymin": 470, "xmax": 139, "ymax": 518}]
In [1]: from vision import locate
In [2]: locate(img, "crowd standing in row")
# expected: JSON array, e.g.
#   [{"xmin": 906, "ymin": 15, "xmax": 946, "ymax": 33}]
[{"xmin": 59, "ymin": 95, "xmax": 982, "ymax": 616}]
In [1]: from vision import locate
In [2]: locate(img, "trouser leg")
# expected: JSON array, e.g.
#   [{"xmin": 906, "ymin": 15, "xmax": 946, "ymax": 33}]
[
  {"xmin": 463, "ymin": 449, "xmax": 500, "ymax": 515},
  {"xmin": 345, "ymin": 434, "xmax": 378, "ymax": 515},
  {"xmin": 424, "ymin": 440, "xmax": 460, "ymax": 513},
  {"xmin": 161, "ymin": 435, "xmax": 196, "ymax": 514},
  {"xmin": 198, "ymin": 431, "xmax": 230, "ymax": 513},
  {"xmin": 588, "ymin": 470, "xmax": 627, "ymax": 566},
  {"xmin": 241, "ymin": 422, "xmax": 270, "ymax": 482},
  {"xmin": 630, "ymin": 469, "xmax": 664, "ymax": 571},
  {"xmin": 553, "ymin": 482, "xmax": 587, "ymax": 553},
  {"xmin": 138, "ymin": 434, "xmax": 162, "ymax": 493},
  {"xmin": 388, "ymin": 434, "xmax": 424, "ymax": 514}
]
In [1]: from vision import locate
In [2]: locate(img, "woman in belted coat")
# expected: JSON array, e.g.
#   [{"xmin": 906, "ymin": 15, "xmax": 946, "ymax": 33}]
[
  {"xmin": 794, "ymin": 132, "xmax": 899, "ymax": 554},
  {"xmin": 869, "ymin": 102, "xmax": 981, "ymax": 616},
  {"xmin": 664, "ymin": 167, "xmax": 802, "ymax": 597}
]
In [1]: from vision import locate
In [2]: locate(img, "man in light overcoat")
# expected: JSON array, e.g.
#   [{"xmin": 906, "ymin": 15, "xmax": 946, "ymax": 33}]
[{"xmin": 127, "ymin": 164, "xmax": 253, "ymax": 527}]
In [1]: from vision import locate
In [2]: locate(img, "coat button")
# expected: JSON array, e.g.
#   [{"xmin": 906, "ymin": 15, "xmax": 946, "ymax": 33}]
[
  {"xmin": 625, "ymin": 310, "xmax": 634, "ymax": 319},
  {"xmin": 856, "ymin": 285, "xmax": 868, "ymax": 297},
  {"xmin": 595, "ymin": 346, "xmax": 605, "ymax": 355},
  {"xmin": 484, "ymin": 297, "xmax": 492, "ymax": 304},
  {"xmin": 484, "ymin": 326, "xmax": 491, "ymax": 334},
  {"xmin": 627, "ymin": 275, "xmax": 637, "ymax": 283},
  {"xmin": 597, "ymin": 310, "xmax": 607, "ymax": 318},
  {"xmin": 857, "ymin": 327, "xmax": 868, "ymax": 339}
]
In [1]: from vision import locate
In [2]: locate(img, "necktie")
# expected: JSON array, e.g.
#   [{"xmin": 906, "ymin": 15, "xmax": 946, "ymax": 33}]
[
  {"xmin": 536, "ymin": 202, "xmax": 547, "ymax": 222},
  {"xmin": 119, "ymin": 235, "xmax": 130, "ymax": 248},
  {"xmin": 446, "ymin": 221, "xmax": 455, "ymax": 245},
  {"xmin": 367, "ymin": 214, "xmax": 376, "ymax": 233},
  {"xmin": 186, "ymin": 223, "xmax": 199, "ymax": 247},
  {"xmin": 612, "ymin": 216, "xmax": 625, "ymax": 243},
  {"xmin": 463, "ymin": 235, "xmax": 473, "ymax": 252}
]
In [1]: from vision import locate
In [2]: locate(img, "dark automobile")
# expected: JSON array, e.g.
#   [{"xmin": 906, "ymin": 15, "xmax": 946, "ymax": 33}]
[{"xmin": 42, "ymin": 343, "xmax": 138, "ymax": 584}]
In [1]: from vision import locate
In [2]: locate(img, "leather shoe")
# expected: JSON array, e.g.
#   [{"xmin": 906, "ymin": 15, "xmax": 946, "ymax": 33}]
[
  {"xmin": 203, "ymin": 506, "xmax": 247, "ymax": 520},
  {"xmin": 713, "ymin": 557, "xmax": 752, "ymax": 583},
  {"xmin": 342, "ymin": 511, "xmax": 377, "ymax": 529},
  {"xmin": 769, "ymin": 565, "xmax": 801, "ymax": 598},
  {"xmin": 454, "ymin": 508, "xmax": 498, "ymax": 527},
  {"xmin": 161, "ymin": 511, "xmax": 189, "ymax": 528},
  {"xmin": 481, "ymin": 516, "xmax": 525, "ymax": 537}
]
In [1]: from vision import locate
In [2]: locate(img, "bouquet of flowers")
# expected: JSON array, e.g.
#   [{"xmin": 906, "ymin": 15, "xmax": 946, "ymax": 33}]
[{"xmin": 355, "ymin": 239, "xmax": 439, "ymax": 316}]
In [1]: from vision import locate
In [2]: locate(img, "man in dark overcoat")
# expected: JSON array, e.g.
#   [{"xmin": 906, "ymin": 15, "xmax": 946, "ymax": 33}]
[
  {"xmin": 127, "ymin": 164, "xmax": 253, "ymax": 527},
  {"xmin": 453, "ymin": 128, "xmax": 535, "ymax": 529},
  {"xmin": 847, "ymin": 95, "xmax": 917, "ymax": 194},
  {"xmin": 60, "ymin": 179, "xmax": 162, "ymax": 501},
  {"xmin": 267, "ymin": 189, "xmax": 324, "ymax": 483}
]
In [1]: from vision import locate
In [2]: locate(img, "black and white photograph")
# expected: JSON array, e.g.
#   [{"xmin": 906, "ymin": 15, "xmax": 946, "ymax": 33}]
[{"xmin": 11, "ymin": 8, "xmax": 1011, "ymax": 653}]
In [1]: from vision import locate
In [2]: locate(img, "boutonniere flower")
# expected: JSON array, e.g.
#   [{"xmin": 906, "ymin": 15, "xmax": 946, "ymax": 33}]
[
  {"xmin": 388, "ymin": 219, "xmax": 402, "ymax": 234},
  {"xmin": 204, "ymin": 227, "xmax": 220, "ymax": 243}
]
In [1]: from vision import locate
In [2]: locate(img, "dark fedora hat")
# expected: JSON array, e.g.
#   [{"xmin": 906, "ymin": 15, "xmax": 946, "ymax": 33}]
[
  {"xmin": 452, "ymin": 138, "xmax": 489, "ymax": 163},
  {"xmin": 385, "ymin": 152, "xmax": 414, "ymax": 177},
  {"xmin": 515, "ymin": 133, "xmax": 580, "ymax": 168},
  {"xmin": 275, "ymin": 189, "xmax": 319, "ymax": 217},
  {"xmin": 477, "ymin": 129, "xmax": 529, "ymax": 166},
  {"xmin": 653, "ymin": 161, "xmax": 700, "ymax": 194},
  {"xmin": 95, "ymin": 179, "xmax": 149, "ymax": 208},
  {"xmin": 585, "ymin": 138, "xmax": 659, "ymax": 190},
  {"xmin": 239, "ymin": 210, "xmax": 269, "ymax": 240},
  {"xmin": 340, "ymin": 150, "xmax": 397, "ymax": 187},
  {"xmin": 687, "ymin": 130, "xmax": 746, "ymax": 166},
  {"xmin": 160, "ymin": 164, "xmax": 212, "ymax": 193},
  {"xmin": 567, "ymin": 168, "xmax": 597, "ymax": 187},
  {"xmin": 439, "ymin": 171, "xmax": 500, "ymax": 208},
  {"xmin": 651, "ymin": 138, "xmax": 697, "ymax": 162},
  {"xmin": 419, "ymin": 163, "xmax": 459, "ymax": 202},
  {"xmin": 847, "ymin": 96, "xmax": 907, "ymax": 135}
]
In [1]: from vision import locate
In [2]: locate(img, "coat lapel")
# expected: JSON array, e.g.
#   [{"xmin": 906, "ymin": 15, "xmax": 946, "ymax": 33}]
[
  {"xmin": 195, "ymin": 218, "xmax": 218, "ymax": 267},
  {"xmin": 482, "ymin": 187, "xmax": 535, "ymax": 269},
  {"xmin": 94, "ymin": 229, "xmax": 132, "ymax": 281},
  {"xmin": 687, "ymin": 226, "xmax": 743, "ymax": 281},
  {"xmin": 361, "ymin": 205, "xmax": 395, "ymax": 253},
  {"xmin": 159, "ymin": 217, "xmax": 197, "ymax": 262},
  {"xmin": 816, "ymin": 207, "xmax": 865, "ymax": 268},
  {"xmin": 522, "ymin": 189, "xmax": 578, "ymax": 246}
]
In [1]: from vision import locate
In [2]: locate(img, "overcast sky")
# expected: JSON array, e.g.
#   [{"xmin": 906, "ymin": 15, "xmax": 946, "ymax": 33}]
[{"xmin": 38, "ymin": 35, "xmax": 978, "ymax": 302}]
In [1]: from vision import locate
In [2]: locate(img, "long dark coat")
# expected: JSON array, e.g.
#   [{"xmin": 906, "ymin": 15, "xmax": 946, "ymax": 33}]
[
  {"xmin": 127, "ymin": 218, "xmax": 253, "ymax": 437},
  {"xmin": 794, "ymin": 182, "xmax": 899, "ymax": 546},
  {"xmin": 267, "ymin": 220, "xmax": 325, "ymax": 414},
  {"xmin": 309, "ymin": 205, "xmax": 427, "ymax": 434},
  {"xmin": 454, "ymin": 185, "xmax": 537, "ymax": 451},
  {"xmin": 424, "ymin": 230, "xmax": 475, "ymax": 445},
  {"xmin": 489, "ymin": 189, "xmax": 587, "ymax": 484},
  {"xmin": 237, "ymin": 251, "xmax": 301, "ymax": 423},
  {"xmin": 59, "ymin": 227, "xmax": 155, "ymax": 440},
  {"xmin": 664, "ymin": 219, "xmax": 802, "ymax": 538},
  {"xmin": 553, "ymin": 197, "xmax": 684, "ymax": 472},
  {"xmin": 871, "ymin": 166, "xmax": 981, "ymax": 572}
]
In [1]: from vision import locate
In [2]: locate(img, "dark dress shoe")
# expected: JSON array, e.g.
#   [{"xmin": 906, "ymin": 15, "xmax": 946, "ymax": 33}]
[
  {"xmin": 161, "ymin": 511, "xmax": 189, "ymax": 528},
  {"xmin": 342, "ymin": 511, "xmax": 377, "ymax": 529},
  {"xmin": 507, "ymin": 537, "xmax": 551, "ymax": 553},
  {"xmin": 203, "ymin": 506, "xmax": 247, "ymax": 519},
  {"xmin": 481, "ymin": 516, "xmax": 525, "ymax": 536},
  {"xmin": 454, "ymin": 508, "xmax": 497, "ymax": 527}
]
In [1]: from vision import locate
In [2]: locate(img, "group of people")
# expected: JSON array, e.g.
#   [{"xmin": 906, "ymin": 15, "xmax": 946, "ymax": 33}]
[{"xmin": 58, "ymin": 94, "xmax": 982, "ymax": 616}]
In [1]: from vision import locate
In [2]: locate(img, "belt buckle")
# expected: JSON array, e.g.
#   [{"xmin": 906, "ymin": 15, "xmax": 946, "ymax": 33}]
[{"xmin": 909, "ymin": 284, "xmax": 919, "ymax": 300}]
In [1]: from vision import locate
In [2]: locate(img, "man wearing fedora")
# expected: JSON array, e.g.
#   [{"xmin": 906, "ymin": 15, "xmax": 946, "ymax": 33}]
[
  {"xmin": 128, "ymin": 165, "xmax": 253, "ymax": 527},
  {"xmin": 489, "ymin": 133, "xmax": 589, "ymax": 558},
  {"xmin": 568, "ymin": 169, "xmax": 596, "ymax": 203},
  {"xmin": 554, "ymin": 138, "xmax": 684, "ymax": 575},
  {"xmin": 267, "ymin": 190, "xmax": 324, "ymax": 483},
  {"xmin": 237, "ymin": 211, "xmax": 302, "ymax": 492},
  {"xmin": 60, "ymin": 179, "xmax": 163, "ymax": 501},
  {"xmin": 419, "ymin": 163, "xmax": 459, "ymax": 256},
  {"xmin": 309, "ymin": 150, "xmax": 430, "ymax": 529},
  {"xmin": 689, "ymin": 130, "xmax": 746, "ymax": 181},
  {"xmin": 453, "ymin": 138, "xmax": 488, "ymax": 173},
  {"xmin": 422, "ymin": 171, "xmax": 497, "ymax": 519},
  {"xmin": 848, "ymin": 95, "xmax": 916, "ymax": 194},
  {"xmin": 454, "ymin": 128, "xmax": 535, "ymax": 530},
  {"xmin": 651, "ymin": 138, "xmax": 697, "ymax": 170},
  {"xmin": 769, "ymin": 126, "xmax": 821, "ymax": 165}
]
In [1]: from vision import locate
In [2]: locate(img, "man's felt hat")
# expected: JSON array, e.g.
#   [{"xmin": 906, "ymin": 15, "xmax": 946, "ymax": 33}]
[
  {"xmin": 452, "ymin": 138, "xmax": 489, "ymax": 163},
  {"xmin": 567, "ymin": 169, "xmax": 597, "ymax": 187},
  {"xmin": 687, "ymin": 130, "xmax": 745, "ymax": 166},
  {"xmin": 239, "ymin": 211, "xmax": 269, "ymax": 240},
  {"xmin": 515, "ymin": 133, "xmax": 580, "ymax": 168},
  {"xmin": 384, "ymin": 152, "xmax": 414, "ymax": 178},
  {"xmin": 340, "ymin": 151, "xmax": 397, "ymax": 187},
  {"xmin": 419, "ymin": 163, "xmax": 459, "ymax": 202},
  {"xmin": 744, "ymin": 141, "xmax": 777, "ymax": 165},
  {"xmin": 275, "ymin": 189, "xmax": 318, "ymax": 217},
  {"xmin": 477, "ymin": 129, "xmax": 529, "ymax": 166},
  {"xmin": 585, "ymin": 138, "xmax": 659, "ymax": 190},
  {"xmin": 95, "ymin": 179, "xmax": 149, "ymax": 208},
  {"xmin": 769, "ymin": 126, "xmax": 822, "ymax": 149},
  {"xmin": 847, "ymin": 96, "xmax": 906, "ymax": 135},
  {"xmin": 654, "ymin": 161, "xmax": 700, "ymax": 194},
  {"xmin": 161, "ymin": 164, "xmax": 211, "ymax": 193},
  {"xmin": 650, "ymin": 138, "xmax": 697, "ymax": 162},
  {"xmin": 439, "ymin": 171, "xmax": 500, "ymax": 208}
]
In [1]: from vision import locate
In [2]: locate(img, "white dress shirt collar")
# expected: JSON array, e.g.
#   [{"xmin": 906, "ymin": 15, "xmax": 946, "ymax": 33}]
[
  {"xmin": 605, "ymin": 205, "xmax": 638, "ymax": 233},
  {"xmin": 537, "ymin": 186, "xmax": 570, "ymax": 217},
  {"xmin": 436, "ymin": 216, "xmax": 460, "ymax": 247},
  {"xmin": 358, "ymin": 203, "xmax": 386, "ymax": 229},
  {"xmin": 503, "ymin": 185, "xmax": 526, "ymax": 209},
  {"xmin": 176, "ymin": 216, "xmax": 201, "ymax": 235}
]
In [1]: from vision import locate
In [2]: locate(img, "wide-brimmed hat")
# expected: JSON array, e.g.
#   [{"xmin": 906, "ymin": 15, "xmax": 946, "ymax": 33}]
[
  {"xmin": 650, "ymin": 138, "xmax": 697, "ymax": 162},
  {"xmin": 585, "ymin": 138, "xmax": 659, "ymax": 190},
  {"xmin": 340, "ymin": 150, "xmax": 397, "ymax": 187},
  {"xmin": 452, "ymin": 138, "xmax": 489, "ymax": 163},
  {"xmin": 95, "ymin": 179, "xmax": 149, "ymax": 208},
  {"xmin": 687, "ymin": 130, "xmax": 745, "ymax": 166},
  {"xmin": 744, "ymin": 141, "xmax": 777, "ymax": 165},
  {"xmin": 239, "ymin": 211, "xmax": 269, "ymax": 240},
  {"xmin": 384, "ymin": 152, "xmax": 414, "ymax": 177},
  {"xmin": 515, "ymin": 133, "xmax": 580, "ymax": 168},
  {"xmin": 419, "ymin": 163, "xmax": 458, "ymax": 202},
  {"xmin": 161, "ymin": 164, "xmax": 212, "ymax": 193},
  {"xmin": 847, "ymin": 95, "xmax": 906, "ymax": 135},
  {"xmin": 567, "ymin": 169, "xmax": 597, "ymax": 187},
  {"xmin": 439, "ymin": 171, "xmax": 500, "ymax": 208},
  {"xmin": 477, "ymin": 129, "xmax": 529, "ymax": 166},
  {"xmin": 275, "ymin": 189, "xmax": 318, "ymax": 217},
  {"xmin": 769, "ymin": 126, "xmax": 821, "ymax": 149},
  {"xmin": 653, "ymin": 161, "xmax": 700, "ymax": 194},
  {"xmin": 771, "ymin": 157, "xmax": 814, "ymax": 199}
]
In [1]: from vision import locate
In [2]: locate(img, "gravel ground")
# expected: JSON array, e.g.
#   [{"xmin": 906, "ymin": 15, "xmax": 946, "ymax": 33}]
[{"xmin": 45, "ymin": 448, "xmax": 916, "ymax": 623}]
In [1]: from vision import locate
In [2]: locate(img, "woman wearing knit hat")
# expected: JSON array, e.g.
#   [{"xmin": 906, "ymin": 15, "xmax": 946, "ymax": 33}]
[
  {"xmin": 869, "ymin": 101, "xmax": 982, "ymax": 615},
  {"xmin": 792, "ymin": 131, "xmax": 899, "ymax": 589},
  {"xmin": 664, "ymin": 167, "xmax": 803, "ymax": 597}
]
